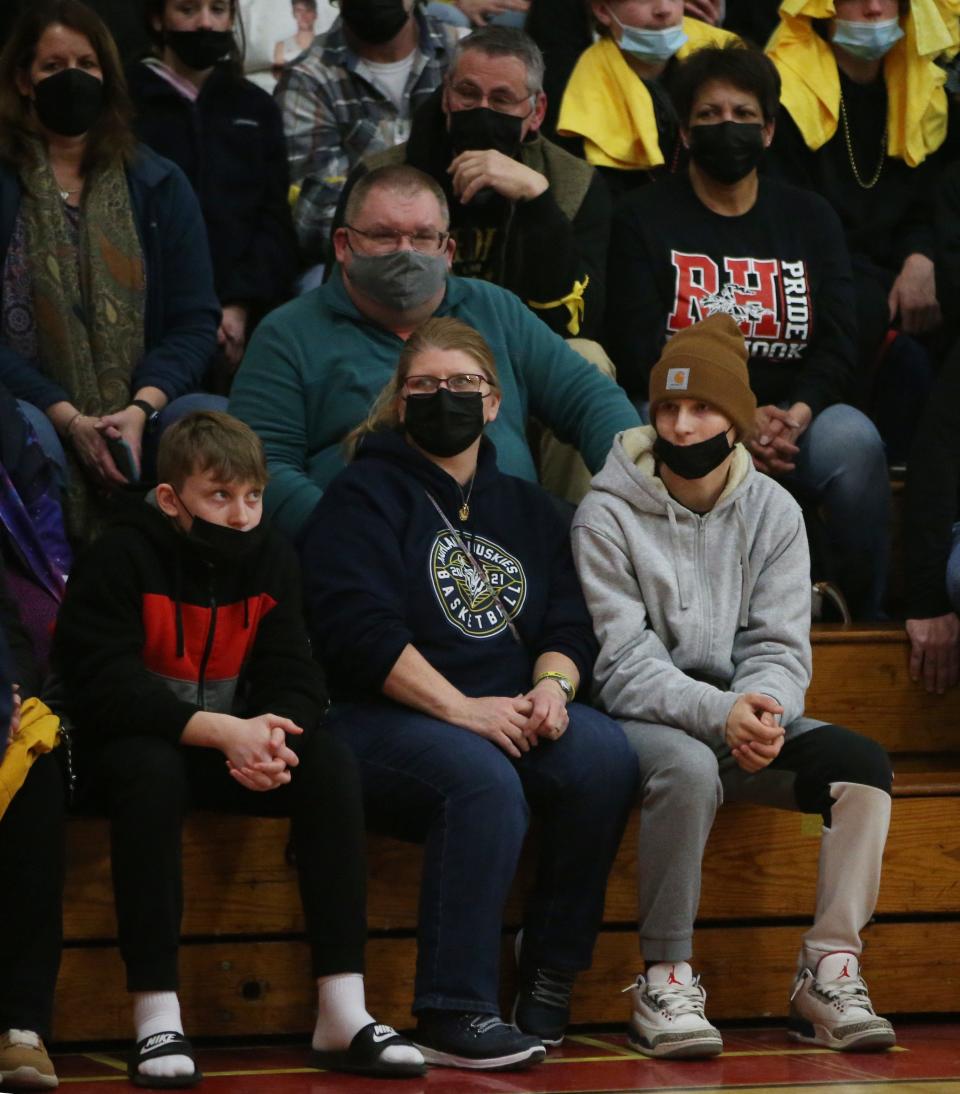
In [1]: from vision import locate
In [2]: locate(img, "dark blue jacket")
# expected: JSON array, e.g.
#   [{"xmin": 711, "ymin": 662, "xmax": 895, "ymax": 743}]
[
  {"xmin": 0, "ymin": 145, "xmax": 220, "ymax": 410},
  {"xmin": 127, "ymin": 62, "xmax": 297, "ymax": 311},
  {"xmin": 300, "ymin": 431, "xmax": 597, "ymax": 702}
]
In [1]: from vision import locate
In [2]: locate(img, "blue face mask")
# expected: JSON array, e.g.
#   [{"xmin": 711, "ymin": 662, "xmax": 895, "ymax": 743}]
[
  {"xmin": 831, "ymin": 17, "xmax": 904, "ymax": 61},
  {"xmin": 609, "ymin": 11, "xmax": 688, "ymax": 63}
]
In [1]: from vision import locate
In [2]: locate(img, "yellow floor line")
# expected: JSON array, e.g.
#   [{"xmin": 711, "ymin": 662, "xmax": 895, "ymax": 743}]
[{"xmin": 80, "ymin": 1052, "xmax": 126, "ymax": 1072}]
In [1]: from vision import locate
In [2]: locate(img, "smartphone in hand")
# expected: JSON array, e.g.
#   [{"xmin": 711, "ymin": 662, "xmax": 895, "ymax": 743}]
[{"xmin": 106, "ymin": 434, "xmax": 140, "ymax": 482}]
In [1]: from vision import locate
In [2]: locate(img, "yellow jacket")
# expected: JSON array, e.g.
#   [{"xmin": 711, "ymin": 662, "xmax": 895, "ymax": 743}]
[
  {"xmin": 557, "ymin": 19, "xmax": 738, "ymax": 172},
  {"xmin": 767, "ymin": 0, "xmax": 960, "ymax": 166},
  {"xmin": 0, "ymin": 698, "xmax": 60, "ymax": 820}
]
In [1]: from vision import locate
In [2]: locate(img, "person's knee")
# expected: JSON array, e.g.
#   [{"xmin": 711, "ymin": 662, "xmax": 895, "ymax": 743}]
[
  {"xmin": 97, "ymin": 736, "xmax": 188, "ymax": 810},
  {"xmin": 810, "ymin": 406, "xmax": 886, "ymax": 476},
  {"xmin": 800, "ymin": 725, "xmax": 893, "ymax": 801},
  {"xmin": 635, "ymin": 734, "xmax": 722, "ymax": 808}
]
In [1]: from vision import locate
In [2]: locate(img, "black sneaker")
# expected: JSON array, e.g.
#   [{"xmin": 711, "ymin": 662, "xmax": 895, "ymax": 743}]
[
  {"xmin": 511, "ymin": 929, "xmax": 576, "ymax": 1046},
  {"xmin": 414, "ymin": 1011, "xmax": 546, "ymax": 1071}
]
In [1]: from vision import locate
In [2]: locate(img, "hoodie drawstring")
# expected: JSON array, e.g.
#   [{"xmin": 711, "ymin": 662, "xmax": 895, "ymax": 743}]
[
  {"xmin": 666, "ymin": 504, "xmax": 690, "ymax": 610},
  {"xmin": 734, "ymin": 497, "xmax": 751, "ymax": 629}
]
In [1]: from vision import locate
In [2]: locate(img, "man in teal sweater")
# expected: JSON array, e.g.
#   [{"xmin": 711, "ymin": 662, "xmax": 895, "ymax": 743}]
[{"xmin": 229, "ymin": 164, "xmax": 639, "ymax": 539}]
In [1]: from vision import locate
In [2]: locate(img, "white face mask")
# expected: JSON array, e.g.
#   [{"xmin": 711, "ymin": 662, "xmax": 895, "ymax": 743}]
[
  {"xmin": 831, "ymin": 17, "xmax": 904, "ymax": 61},
  {"xmin": 608, "ymin": 10, "xmax": 688, "ymax": 62}
]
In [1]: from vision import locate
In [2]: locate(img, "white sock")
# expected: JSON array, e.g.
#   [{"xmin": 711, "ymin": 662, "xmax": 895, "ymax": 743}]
[
  {"xmin": 132, "ymin": 991, "xmax": 194, "ymax": 1080},
  {"xmin": 312, "ymin": 974, "xmax": 422, "ymax": 1068}
]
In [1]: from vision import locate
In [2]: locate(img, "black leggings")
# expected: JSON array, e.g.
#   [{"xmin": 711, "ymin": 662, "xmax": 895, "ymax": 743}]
[
  {"xmin": 85, "ymin": 729, "xmax": 367, "ymax": 991},
  {"xmin": 0, "ymin": 751, "xmax": 65, "ymax": 1038}
]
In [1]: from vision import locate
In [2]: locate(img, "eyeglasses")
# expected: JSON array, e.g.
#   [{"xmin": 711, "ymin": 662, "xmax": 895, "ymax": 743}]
[
  {"xmin": 345, "ymin": 225, "xmax": 449, "ymax": 255},
  {"xmin": 403, "ymin": 373, "xmax": 493, "ymax": 396},
  {"xmin": 448, "ymin": 81, "xmax": 534, "ymax": 114}
]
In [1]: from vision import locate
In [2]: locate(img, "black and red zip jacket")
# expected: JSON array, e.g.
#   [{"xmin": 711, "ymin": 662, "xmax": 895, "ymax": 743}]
[{"xmin": 53, "ymin": 499, "xmax": 327, "ymax": 749}]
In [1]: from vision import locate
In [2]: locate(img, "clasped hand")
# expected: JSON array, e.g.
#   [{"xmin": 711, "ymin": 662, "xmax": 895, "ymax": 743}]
[
  {"xmin": 458, "ymin": 680, "xmax": 569, "ymax": 759},
  {"xmin": 221, "ymin": 713, "xmax": 303, "ymax": 792},
  {"xmin": 448, "ymin": 149, "xmax": 548, "ymax": 206},
  {"xmin": 724, "ymin": 692, "xmax": 785, "ymax": 773}
]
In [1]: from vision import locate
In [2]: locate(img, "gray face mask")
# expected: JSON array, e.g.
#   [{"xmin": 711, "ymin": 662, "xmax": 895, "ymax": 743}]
[{"xmin": 347, "ymin": 249, "xmax": 448, "ymax": 311}]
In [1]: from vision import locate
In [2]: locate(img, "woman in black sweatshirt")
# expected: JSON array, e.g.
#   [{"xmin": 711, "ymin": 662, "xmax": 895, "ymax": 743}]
[{"xmin": 300, "ymin": 316, "xmax": 636, "ymax": 1072}]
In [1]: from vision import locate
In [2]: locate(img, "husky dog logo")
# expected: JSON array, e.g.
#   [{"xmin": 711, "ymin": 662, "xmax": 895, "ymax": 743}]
[
  {"xmin": 698, "ymin": 283, "xmax": 772, "ymax": 326},
  {"xmin": 430, "ymin": 531, "xmax": 526, "ymax": 638}
]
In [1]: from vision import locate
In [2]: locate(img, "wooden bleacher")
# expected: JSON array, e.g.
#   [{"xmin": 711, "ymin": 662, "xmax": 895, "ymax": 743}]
[{"xmin": 54, "ymin": 625, "xmax": 960, "ymax": 1042}]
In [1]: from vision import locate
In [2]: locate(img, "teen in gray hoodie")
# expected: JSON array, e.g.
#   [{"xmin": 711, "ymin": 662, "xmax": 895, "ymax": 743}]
[{"xmin": 572, "ymin": 314, "xmax": 894, "ymax": 1060}]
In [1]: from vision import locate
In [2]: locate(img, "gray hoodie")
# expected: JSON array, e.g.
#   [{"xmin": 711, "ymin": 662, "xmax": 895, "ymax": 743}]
[{"xmin": 572, "ymin": 426, "xmax": 812, "ymax": 741}]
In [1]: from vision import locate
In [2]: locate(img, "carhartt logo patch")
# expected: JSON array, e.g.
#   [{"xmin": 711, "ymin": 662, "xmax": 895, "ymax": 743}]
[{"xmin": 666, "ymin": 367, "xmax": 690, "ymax": 391}]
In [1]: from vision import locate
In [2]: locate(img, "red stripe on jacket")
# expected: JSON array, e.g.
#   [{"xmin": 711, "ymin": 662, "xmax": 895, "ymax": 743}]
[{"xmin": 141, "ymin": 593, "xmax": 278, "ymax": 681}]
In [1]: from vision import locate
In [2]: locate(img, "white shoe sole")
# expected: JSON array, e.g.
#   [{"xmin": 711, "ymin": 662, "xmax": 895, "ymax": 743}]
[
  {"xmin": 414, "ymin": 1042, "xmax": 546, "ymax": 1071},
  {"xmin": 627, "ymin": 1026, "xmax": 723, "ymax": 1059},
  {"xmin": 787, "ymin": 1019, "xmax": 896, "ymax": 1052},
  {"xmin": 0, "ymin": 1065, "xmax": 59, "ymax": 1090}
]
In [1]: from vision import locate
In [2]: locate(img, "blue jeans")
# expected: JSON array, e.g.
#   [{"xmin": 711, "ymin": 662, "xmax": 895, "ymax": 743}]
[
  {"xmin": 18, "ymin": 395, "xmax": 228, "ymax": 485},
  {"xmin": 326, "ymin": 700, "xmax": 636, "ymax": 1014},
  {"xmin": 424, "ymin": 2, "xmax": 527, "ymax": 27},
  {"xmin": 780, "ymin": 404, "xmax": 890, "ymax": 620}
]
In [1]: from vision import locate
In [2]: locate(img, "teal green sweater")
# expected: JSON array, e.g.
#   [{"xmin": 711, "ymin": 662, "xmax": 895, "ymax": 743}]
[{"xmin": 229, "ymin": 269, "xmax": 640, "ymax": 538}]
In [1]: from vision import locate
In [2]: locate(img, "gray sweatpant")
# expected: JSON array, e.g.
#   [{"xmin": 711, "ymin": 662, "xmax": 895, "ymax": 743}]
[{"xmin": 622, "ymin": 718, "xmax": 891, "ymax": 969}]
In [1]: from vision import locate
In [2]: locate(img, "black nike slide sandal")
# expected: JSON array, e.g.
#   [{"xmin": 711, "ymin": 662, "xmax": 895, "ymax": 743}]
[
  {"xmin": 128, "ymin": 1031, "xmax": 202, "ymax": 1089},
  {"xmin": 311, "ymin": 1021, "xmax": 427, "ymax": 1078}
]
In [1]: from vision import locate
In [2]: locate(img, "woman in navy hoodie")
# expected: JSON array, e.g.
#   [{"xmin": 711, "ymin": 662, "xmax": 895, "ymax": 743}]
[{"xmin": 301, "ymin": 316, "xmax": 636, "ymax": 1073}]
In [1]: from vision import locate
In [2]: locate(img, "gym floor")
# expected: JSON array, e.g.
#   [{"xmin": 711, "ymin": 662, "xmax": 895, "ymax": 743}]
[{"xmin": 50, "ymin": 1021, "xmax": 960, "ymax": 1093}]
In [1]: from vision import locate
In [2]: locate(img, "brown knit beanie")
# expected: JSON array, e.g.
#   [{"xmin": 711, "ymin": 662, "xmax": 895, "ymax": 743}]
[{"xmin": 648, "ymin": 314, "xmax": 757, "ymax": 439}]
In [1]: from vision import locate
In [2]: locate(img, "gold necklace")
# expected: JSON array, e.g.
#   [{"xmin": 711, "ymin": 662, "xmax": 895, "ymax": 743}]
[
  {"xmin": 457, "ymin": 474, "xmax": 475, "ymax": 522},
  {"xmin": 838, "ymin": 91, "xmax": 886, "ymax": 190}
]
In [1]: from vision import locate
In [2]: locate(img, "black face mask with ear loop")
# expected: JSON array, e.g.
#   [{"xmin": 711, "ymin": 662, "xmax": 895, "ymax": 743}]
[
  {"xmin": 404, "ymin": 389, "xmax": 486, "ymax": 458},
  {"xmin": 170, "ymin": 489, "xmax": 267, "ymax": 561},
  {"xmin": 32, "ymin": 68, "xmax": 104, "ymax": 137},
  {"xmin": 687, "ymin": 121, "xmax": 766, "ymax": 185},
  {"xmin": 653, "ymin": 429, "xmax": 734, "ymax": 480}
]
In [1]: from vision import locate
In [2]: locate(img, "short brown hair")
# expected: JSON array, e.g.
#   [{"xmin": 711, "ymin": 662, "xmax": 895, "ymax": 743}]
[
  {"xmin": 345, "ymin": 317, "xmax": 498, "ymax": 455},
  {"xmin": 344, "ymin": 164, "xmax": 450, "ymax": 230},
  {"xmin": 157, "ymin": 411, "xmax": 269, "ymax": 492},
  {"xmin": 0, "ymin": 0, "xmax": 136, "ymax": 174}
]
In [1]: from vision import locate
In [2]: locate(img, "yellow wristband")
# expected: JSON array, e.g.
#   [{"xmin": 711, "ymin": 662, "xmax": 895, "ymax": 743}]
[{"xmin": 534, "ymin": 671, "xmax": 576, "ymax": 703}]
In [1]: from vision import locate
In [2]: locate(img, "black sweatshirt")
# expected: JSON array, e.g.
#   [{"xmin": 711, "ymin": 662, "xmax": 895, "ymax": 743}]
[
  {"xmin": 767, "ymin": 70, "xmax": 939, "ymax": 278},
  {"xmin": 904, "ymin": 343, "xmax": 960, "ymax": 618},
  {"xmin": 127, "ymin": 61, "xmax": 298, "ymax": 313},
  {"xmin": 300, "ymin": 431, "xmax": 597, "ymax": 703},
  {"xmin": 605, "ymin": 171, "xmax": 856, "ymax": 411},
  {"xmin": 53, "ymin": 502, "xmax": 326, "ymax": 747}
]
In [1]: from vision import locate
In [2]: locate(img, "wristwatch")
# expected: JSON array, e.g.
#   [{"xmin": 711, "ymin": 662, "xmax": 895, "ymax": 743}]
[
  {"xmin": 535, "ymin": 671, "xmax": 575, "ymax": 703},
  {"xmin": 130, "ymin": 398, "xmax": 159, "ymax": 428}
]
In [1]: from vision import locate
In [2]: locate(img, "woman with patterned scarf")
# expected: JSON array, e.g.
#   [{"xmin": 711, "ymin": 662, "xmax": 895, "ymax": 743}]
[{"xmin": 0, "ymin": 0, "xmax": 221, "ymax": 539}]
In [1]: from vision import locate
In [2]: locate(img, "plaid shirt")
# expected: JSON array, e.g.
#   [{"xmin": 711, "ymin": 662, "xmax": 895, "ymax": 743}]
[{"xmin": 277, "ymin": 9, "xmax": 458, "ymax": 260}]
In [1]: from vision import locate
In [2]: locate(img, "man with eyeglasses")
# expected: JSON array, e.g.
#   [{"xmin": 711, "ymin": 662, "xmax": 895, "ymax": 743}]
[
  {"xmin": 336, "ymin": 26, "xmax": 611, "ymax": 342},
  {"xmin": 229, "ymin": 163, "xmax": 640, "ymax": 540},
  {"xmin": 277, "ymin": 0, "xmax": 459, "ymax": 262}
]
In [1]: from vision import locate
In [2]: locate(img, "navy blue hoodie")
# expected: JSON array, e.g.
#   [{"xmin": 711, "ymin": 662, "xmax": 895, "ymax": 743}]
[{"xmin": 300, "ymin": 431, "xmax": 596, "ymax": 703}]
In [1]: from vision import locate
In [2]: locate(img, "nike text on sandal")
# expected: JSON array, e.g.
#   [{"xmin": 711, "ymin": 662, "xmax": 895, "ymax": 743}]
[
  {"xmin": 311, "ymin": 1022, "xmax": 427, "ymax": 1078},
  {"xmin": 127, "ymin": 1031, "xmax": 201, "ymax": 1089},
  {"xmin": 414, "ymin": 1011, "xmax": 546, "ymax": 1071}
]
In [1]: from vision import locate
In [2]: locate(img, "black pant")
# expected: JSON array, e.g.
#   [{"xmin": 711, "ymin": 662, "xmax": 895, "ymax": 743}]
[
  {"xmin": 86, "ymin": 729, "xmax": 367, "ymax": 991},
  {"xmin": 0, "ymin": 751, "xmax": 65, "ymax": 1038}
]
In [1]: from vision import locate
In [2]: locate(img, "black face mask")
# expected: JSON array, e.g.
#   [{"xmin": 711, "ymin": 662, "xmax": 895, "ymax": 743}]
[
  {"xmin": 172, "ymin": 491, "xmax": 267, "ymax": 563},
  {"xmin": 341, "ymin": 0, "xmax": 408, "ymax": 44},
  {"xmin": 33, "ymin": 68, "xmax": 104, "ymax": 138},
  {"xmin": 404, "ymin": 389, "xmax": 485, "ymax": 458},
  {"xmin": 448, "ymin": 106, "xmax": 525, "ymax": 157},
  {"xmin": 688, "ymin": 121, "xmax": 765, "ymax": 185},
  {"xmin": 165, "ymin": 28, "xmax": 234, "ymax": 71},
  {"xmin": 653, "ymin": 429, "xmax": 733, "ymax": 480}
]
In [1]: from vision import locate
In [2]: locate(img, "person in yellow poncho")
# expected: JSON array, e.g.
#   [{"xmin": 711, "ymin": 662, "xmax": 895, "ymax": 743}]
[
  {"xmin": 0, "ymin": 562, "xmax": 64, "ymax": 1093},
  {"xmin": 766, "ymin": 0, "xmax": 959, "ymax": 411},
  {"xmin": 556, "ymin": 0, "xmax": 738, "ymax": 200}
]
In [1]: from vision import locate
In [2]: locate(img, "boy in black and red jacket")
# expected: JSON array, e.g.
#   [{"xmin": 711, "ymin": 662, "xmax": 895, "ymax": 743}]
[{"xmin": 53, "ymin": 411, "xmax": 424, "ymax": 1088}]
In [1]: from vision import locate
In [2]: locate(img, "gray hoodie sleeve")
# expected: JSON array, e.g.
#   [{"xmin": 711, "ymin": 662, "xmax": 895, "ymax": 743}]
[
  {"xmin": 572, "ymin": 522, "xmax": 738, "ymax": 741},
  {"xmin": 728, "ymin": 503, "xmax": 811, "ymax": 726}
]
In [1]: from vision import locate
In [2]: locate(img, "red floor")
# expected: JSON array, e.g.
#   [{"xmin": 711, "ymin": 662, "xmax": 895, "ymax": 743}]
[{"xmin": 52, "ymin": 1022, "xmax": 960, "ymax": 1093}]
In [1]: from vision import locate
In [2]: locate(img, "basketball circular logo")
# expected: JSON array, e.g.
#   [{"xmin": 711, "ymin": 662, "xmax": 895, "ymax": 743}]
[{"xmin": 429, "ymin": 531, "xmax": 526, "ymax": 638}]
